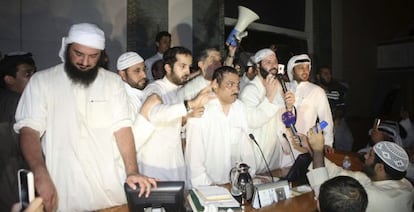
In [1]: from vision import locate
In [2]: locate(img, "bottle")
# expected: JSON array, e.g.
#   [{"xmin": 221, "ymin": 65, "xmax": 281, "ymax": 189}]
[{"xmin": 342, "ymin": 155, "xmax": 351, "ymax": 170}]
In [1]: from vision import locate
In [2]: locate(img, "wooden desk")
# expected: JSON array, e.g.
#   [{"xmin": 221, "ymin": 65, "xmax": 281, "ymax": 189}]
[
  {"xmin": 100, "ymin": 150, "xmax": 363, "ymax": 212},
  {"xmin": 242, "ymin": 150, "xmax": 363, "ymax": 212}
]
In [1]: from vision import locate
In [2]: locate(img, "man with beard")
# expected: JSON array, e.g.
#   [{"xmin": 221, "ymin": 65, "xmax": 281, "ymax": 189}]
[
  {"xmin": 307, "ymin": 124, "xmax": 414, "ymax": 212},
  {"xmin": 240, "ymin": 48, "xmax": 295, "ymax": 173},
  {"xmin": 117, "ymin": 52, "xmax": 149, "ymax": 114},
  {"xmin": 117, "ymin": 52, "xmax": 160, "ymax": 155},
  {"xmin": 14, "ymin": 23, "xmax": 156, "ymax": 211},
  {"xmin": 139, "ymin": 47, "xmax": 213, "ymax": 185},
  {"xmin": 316, "ymin": 66, "xmax": 348, "ymax": 118},
  {"xmin": 185, "ymin": 66, "xmax": 256, "ymax": 187},
  {"xmin": 178, "ymin": 48, "xmax": 223, "ymax": 101},
  {"xmin": 286, "ymin": 54, "xmax": 334, "ymax": 153}
]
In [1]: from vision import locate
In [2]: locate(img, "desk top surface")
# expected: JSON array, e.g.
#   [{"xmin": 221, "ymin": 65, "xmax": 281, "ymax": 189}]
[{"xmin": 236, "ymin": 150, "xmax": 363, "ymax": 212}]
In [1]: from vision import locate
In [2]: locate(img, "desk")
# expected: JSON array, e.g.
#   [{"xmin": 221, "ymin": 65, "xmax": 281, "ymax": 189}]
[
  {"xmin": 100, "ymin": 150, "xmax": 363, "ymax": 212},
  {"xmin": 240, "ymin": 150, "xmax": 363, "ymax": 212}
]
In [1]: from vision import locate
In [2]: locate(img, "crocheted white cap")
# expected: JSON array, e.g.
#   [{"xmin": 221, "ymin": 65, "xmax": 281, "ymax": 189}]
[
  {"xmin": 286, "ymin": 54, "xmax": 311, "ymax": 81},
  {"xmin": 58, "ymin": 23, "xmax": 105, "ymax": 62},
  {"xmin": 254, "ymin": 48, "xmax": 275, "ymax": 63},
  {"xmin": 117, "ymin": 52, "xmax": 144, "ymax": 71},
  {"xmin": 373, "ymin": 141, "xmax": 409, "ymax": 172}
]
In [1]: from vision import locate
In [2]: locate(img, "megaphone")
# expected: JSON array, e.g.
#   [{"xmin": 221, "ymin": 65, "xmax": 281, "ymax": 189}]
[{"xmin": 226, "ymin": 6, "xmax": 260, "ymax": 46}]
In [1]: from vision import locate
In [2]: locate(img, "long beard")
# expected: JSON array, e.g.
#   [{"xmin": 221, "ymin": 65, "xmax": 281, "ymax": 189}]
[{"xmin": 65, "ymin": 60, "xmax": 99, "ymax": 87}]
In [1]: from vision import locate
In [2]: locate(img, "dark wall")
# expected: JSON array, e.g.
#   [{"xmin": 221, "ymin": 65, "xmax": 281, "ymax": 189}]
[
  {"xmin": 341, "ymin": 0, "xmax": 414, "ymax": 118},
  {"xmin": 127, "ymin": 0, "xmax": 168, "ymax": 59}
]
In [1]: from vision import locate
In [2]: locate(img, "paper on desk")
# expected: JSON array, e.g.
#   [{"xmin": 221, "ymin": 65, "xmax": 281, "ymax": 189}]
[{"xmin": 193, "ymin": 186, "xmax": 240, "ymax": 208}]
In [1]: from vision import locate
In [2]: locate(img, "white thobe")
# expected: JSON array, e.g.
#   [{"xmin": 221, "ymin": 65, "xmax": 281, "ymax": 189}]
[
  {"xmin": 239, "ymin": 73, "xmax": 251, "ymax": 91},
  {"xmin": 144, "ymin": 52, "xmax": 163, "ymax": 83},
  {"xmin": 307, "ymin": 159, "xmax": 414, "ymax": 212},
  {"xmin": 177, "ymin": 75, "xmax": 210, "ymax": 100},
  {"xmin": 139, "ymin": 77, "xmax": 187, "ymax": 183},
  {"xmin": 185, "ymin": 99, "xmax": 257, "ymax": 187},
  {"xmin": 240, "ymin": 76, "xmax": 289, "ymax": 173},
  {"xmin": 14, "ymin": 64, "xmax": 131, "ymax": 211},
  {"xmin": 287, "ymin": 81, "xmax": 334, "ymax": 146},
  {"xmin": 123, "ymin": 82, "xmax": 155, "ymax": 153}
]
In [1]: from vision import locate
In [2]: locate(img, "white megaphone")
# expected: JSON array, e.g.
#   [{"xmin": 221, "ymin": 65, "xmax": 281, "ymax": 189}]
[{"xmin": 226, "ymin": 6, "xmax": 260, "ymax": 46}]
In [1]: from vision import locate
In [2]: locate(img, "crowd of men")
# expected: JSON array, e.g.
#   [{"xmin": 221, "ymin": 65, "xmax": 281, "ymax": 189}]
[{"xmin": 1, "ymin": 22, "xmax": 413, "ymax": 212}]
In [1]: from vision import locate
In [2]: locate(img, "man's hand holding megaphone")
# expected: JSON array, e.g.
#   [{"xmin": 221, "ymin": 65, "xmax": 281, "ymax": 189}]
[{"xmin": 226, "ymin": 6, "xmax": 260, "ymax": 46}]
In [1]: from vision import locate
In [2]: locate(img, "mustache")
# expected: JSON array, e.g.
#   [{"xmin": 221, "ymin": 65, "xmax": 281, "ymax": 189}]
[
  {"xmin": 232, "ymin": 93, "xmax": 239, "ymax": 97},
  {"xmin": 268, "ymin": 67, "xmax": 277, "ymax": 73}
]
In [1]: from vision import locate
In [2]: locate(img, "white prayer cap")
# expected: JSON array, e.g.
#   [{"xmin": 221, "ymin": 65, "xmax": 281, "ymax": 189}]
[
  {"xmin": 58, "ymin": 23, "xmax": 105, "ymax": 62},
  {"xmin": 254, "ymin": 48, "xmax": 275, "ymax": 63},
  {"xmin": 287, "ymin": 54, "xmax": 311, "ymax": 81},
  {"xmin": 246, "ymin": 56, "xmax": 256, "ymax": 66},
  {"xmin": 373, "ymin": 141, "xmax": 409, "ymax": 172},
  {"xmin": 117, "ymin": 52, "xmax": 144, "ymax": 71}
]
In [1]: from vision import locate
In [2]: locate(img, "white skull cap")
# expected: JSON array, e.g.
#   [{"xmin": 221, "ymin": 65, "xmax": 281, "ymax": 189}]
[
  {"xmin": 254, "ymin": 48, "xmax": 275, "ymax": 63},
  {"xmin": 373, "ymin": 141, "xmax": 409, "ymax": 172},
  {"xmin": 247, "ymin": 56, "xmax": 256, "ymax": 66},
  {"xmin": 287, "ymin": 54, "xmax": 311, "ymax": 81},
  {"xmin": 117, "ymin": 52, "xmax": 144, "ymax": 71},
  {"xmin": 58, "ymin": 23, "xmax": 105, "ymax": 62}
]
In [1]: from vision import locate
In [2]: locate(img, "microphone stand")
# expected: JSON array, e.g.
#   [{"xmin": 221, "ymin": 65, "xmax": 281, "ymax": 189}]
[{"xmin": 248, "ymin": 134, "xmax": 275, "ymax": 183}]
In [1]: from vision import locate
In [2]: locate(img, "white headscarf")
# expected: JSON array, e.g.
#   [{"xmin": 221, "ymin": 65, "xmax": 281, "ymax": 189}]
[
  {"xmin": 287, "ymin": 54, "xmax": 311, "ymax": 82},
  {"xmin": 58, "ymin": 23, "xmax": 105, "ymax": 62}
]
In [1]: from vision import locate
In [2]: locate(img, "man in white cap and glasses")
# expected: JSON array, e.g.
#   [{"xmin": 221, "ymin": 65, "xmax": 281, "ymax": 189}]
[
  {"xmin": 286, "ymin": 54, "xmax": 334, "ymax": 153},
  {"xmin": 14, "ymin": 23, "xmax": 157, "ymax": 211},
  {"xmin": 307, "ymin": 124, "xmax": 414, "ymax": 212},
  {"xmin": 239, "ymin": 48, "xmax": 295, "ymax": 173}
]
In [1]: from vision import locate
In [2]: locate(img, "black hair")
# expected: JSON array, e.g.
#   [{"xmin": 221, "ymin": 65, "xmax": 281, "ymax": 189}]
[
  {"xmin": 319, "ymin": 176, "xmax": 368, "ymax": 212},
  {"xmin": 212, "ymin": 66, "xmax": 239, "ymax": 85},
  {"xmin": 0, "ymin": 52, "xmax": 36, "ymax": 87},
  {"xmin": 155, "ymin": 31, "xmax": 171, "ymax": 42},
  {"xmin": 374, "ymin": 153, "xmax": 407, "ymax": 180},
  {"xmin": 162, "ymin": 46, "xmax": 192, "ymax": 69}
]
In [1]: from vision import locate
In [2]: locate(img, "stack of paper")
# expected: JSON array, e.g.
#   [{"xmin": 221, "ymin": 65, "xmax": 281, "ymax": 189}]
[{"xmin": 188, "ymin": 185, "xmax": 240, "ymax": 211}]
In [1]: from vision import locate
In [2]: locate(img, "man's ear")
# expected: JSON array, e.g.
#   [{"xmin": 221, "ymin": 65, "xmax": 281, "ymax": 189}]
[
  {"xmin": 197, "ymin": 61, "xmax": 205, "ymax": 75},
  {"xmin": 211, "ymin": 79, "xmax": 218, "ymax": 91},
  {"xmin": 164, "ymin": 63, "xmax": 171, "ymax": 74},
  {"xmin": 3, "ymin": 75, "xmax": 15, "ymax": 86},
  {"xmin": 155, "ymin": 41, "xmax": 160, "ymax": 47},
  {"xmin": 375, "ymin": 163, "xmax": 385, "ymax": 173},
  {"xmin": 118, "ymin": 70, "xmax": 126, "ymax": 81}
]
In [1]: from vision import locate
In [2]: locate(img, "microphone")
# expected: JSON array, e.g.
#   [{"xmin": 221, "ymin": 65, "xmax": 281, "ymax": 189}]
[
  {"xmin": 248, "ymin": 134, "xmax": 275, "ymax": 183},
  {"xmin": 276, "ymin": 74, "xmax": 288, "ymax": 93},
  {"xmin": 281, "ymin": 111, "xmax": 303, "ymax": 146}
]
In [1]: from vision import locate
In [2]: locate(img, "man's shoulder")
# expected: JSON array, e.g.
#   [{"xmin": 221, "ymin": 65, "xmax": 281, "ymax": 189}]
[
  {"xmin": 241, "ymin": 77, "xmax": 263, "ymax": 93},
  {"xmin": 145, "ymin": 53, "xmax": 162, "ymax": 64},
  {"xmin": 98, "ymin": 68, "xmax": 121, "ymax": 79}
]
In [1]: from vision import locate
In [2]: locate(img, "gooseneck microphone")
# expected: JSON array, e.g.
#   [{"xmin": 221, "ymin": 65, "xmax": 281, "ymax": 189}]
[{"xmin": 248, "ymin": 134, "xmax": 275, "ymax": 182}]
